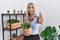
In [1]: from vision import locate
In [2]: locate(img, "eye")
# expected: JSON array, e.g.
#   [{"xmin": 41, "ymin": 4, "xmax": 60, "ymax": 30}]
[
  {"xmin": 28, "ymin": 7, "xmax": 30, "ymax": 9},
  {"xmin": 32, "ymin": 7, "xmax": 34, "ymax": 8}
]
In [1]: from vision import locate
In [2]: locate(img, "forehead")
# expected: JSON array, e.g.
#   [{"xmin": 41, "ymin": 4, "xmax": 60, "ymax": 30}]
[{"xmin": 28, "ymin": 4, "xmax": 33, "ymax": 7}]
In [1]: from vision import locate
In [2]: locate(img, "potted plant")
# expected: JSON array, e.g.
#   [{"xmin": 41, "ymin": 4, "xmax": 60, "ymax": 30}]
[
  {"xmin": 12, "ymin": 33, "xmax": 17, "ymax": 38},
  {"xmin": 40, "ymin": 26, "xmax": 56, "ymax": 40},
  {"xmin": 6, "ymin": 19, "xmax": 21, "ymax": 29},
  {"xmin": 22, "ymin": 22, "xmax": 32, "ymax": 36},
  {"xmin": 54, "ymin": 25, "xmax": 60, "ymax": 40}
]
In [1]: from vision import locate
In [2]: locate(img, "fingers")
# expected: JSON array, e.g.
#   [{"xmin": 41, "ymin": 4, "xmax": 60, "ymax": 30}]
[
  {"xmin": 39, "ymin": 12, "xmax": 43, "ymax": 18},
  {"xmin": 38, "ymin": 12, "xmax": 44, "ymax": 24},
  {"xmin": 38, "ymin": 17, "xmax": 44, "ymax": 24}
]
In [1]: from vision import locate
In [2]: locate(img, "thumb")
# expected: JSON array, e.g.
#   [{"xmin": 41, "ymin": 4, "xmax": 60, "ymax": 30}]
[{"xmin": 39, "ymin": 12, "xmax": 43, "ymax": 17}]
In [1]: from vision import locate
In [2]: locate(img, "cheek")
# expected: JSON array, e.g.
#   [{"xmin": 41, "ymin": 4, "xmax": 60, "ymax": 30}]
[
  {"xmin": 28, "ymin": 8, "xmax": 34, "ymax": 11},
  {"xmin": 29, "ymin": 9, "xmax": 34, "ymax": 13},
  {"xmin": 31, "ymin": 8, "xmax": 35, "ymax": 13},
  {"xmin": 28, "ymin": 9, "xmax": 30, "ymax": 12},
  {"xmin": 31, "ymin": 10, "xmax": 34, "ymax": 14},
  {"xmin": 27, "ymin": 9, "xmax": 30, "ymax": 13},
  {"xmin": 28, "ymin": 8, "xmax": 35, "ymax": 14},
  {"xmin": 32, "ymin": 10, "xmax": 34, "ymax": 12}
]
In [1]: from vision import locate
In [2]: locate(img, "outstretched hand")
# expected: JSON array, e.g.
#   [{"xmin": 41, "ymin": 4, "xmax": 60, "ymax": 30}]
[{"xmin": 38, "ymin": 12, "xmax": 44, "ymax": 24}]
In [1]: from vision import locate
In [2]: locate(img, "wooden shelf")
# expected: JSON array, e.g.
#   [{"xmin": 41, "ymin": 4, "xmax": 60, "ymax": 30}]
[
  {"xmin": 2, "ymin": 13, "xmax": 26, "ymax": 15},
  {"xmin": 11, "ymin": 34, "xmax": 24, "ymax": 40},
  {"xmin": 4, "ymin": 27, "xmax": 22, "ymax": 31},
  {"xmin": 2, "ymin": 13, "xmax": 25, "ymax": 40}
]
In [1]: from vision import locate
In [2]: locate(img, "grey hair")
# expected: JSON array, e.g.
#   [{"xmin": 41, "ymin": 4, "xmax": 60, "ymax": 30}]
[
  {"xmin": 26, "ymin": 2, "xmax": 35, "ymax": 22},
  {"xmin": 27, "ymin": 2, "xmax": 34, "ymax": 8}
]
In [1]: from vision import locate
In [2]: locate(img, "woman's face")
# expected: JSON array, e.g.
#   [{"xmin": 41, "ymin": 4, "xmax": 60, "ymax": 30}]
[{"xmin": 28, "ymin": 4, "xmax": 35, "ymax": 15}]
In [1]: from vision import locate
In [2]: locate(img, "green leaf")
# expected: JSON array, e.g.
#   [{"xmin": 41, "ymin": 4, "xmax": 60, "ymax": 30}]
[
  {"xmin": 40, "ymin": 26, "xmax": 56, "ymax": 40},
  {"xmin": 7, "ymin": 19, "xmax": 20, "ymax": 23},
  {"xmin": 22, "ymin": 22, "xmax": 31, "ymax": 29}
]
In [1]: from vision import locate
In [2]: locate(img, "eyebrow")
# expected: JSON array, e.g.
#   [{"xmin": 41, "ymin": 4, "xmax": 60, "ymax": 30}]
[{"xmin": 28, "ymin": 6, "xmax": 34, "ymax": 8}]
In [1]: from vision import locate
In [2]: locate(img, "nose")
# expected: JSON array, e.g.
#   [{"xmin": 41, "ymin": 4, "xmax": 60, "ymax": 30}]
[{"xmin": 30, "ymin": 8, "xmax": 33, "ymax": 11}]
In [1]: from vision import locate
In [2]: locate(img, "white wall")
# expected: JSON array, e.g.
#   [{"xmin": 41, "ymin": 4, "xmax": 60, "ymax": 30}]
[{"xmin": 0, "ymin": 0, "xmax": 60, "ymax": 40}]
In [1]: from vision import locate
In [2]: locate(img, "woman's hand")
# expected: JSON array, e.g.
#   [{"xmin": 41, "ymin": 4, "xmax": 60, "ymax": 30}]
[{"xmin": 38, "ymin": 12, "xmax": 44, "ymax": 24}]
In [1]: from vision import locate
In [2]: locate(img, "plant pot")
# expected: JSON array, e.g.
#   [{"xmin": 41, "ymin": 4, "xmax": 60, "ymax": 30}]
[
  {"xmin": 23, "ymin": 28, "xmax": 32, "ymax": 36},
  {"xmin": 12, "ymin": 33, "xmax": 17, "ymax": 38},
  {"xmin": 12, "ymin": 35, "xmax": 24, "ymax": 40},
  {"xmin": 6, "ymin": 22, "xmax": 21, "ymax": 29}
]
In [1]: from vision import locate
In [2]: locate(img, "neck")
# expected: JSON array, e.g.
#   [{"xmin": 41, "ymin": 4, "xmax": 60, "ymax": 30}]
[{"xmin": 29, "ymin": 14, "xmax": 34, "ymax": 22}]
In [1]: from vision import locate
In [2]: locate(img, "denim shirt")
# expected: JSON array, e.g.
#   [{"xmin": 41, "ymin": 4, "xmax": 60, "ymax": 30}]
[{"xmin": 31, "ymin": 17, "xmax": 40, "ymax": 35}]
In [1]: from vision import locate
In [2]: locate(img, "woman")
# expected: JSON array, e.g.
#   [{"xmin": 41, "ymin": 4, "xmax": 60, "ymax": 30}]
[{"xmin": 24, "ymin": 2, "xmax": 44, "ymax": 40}]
